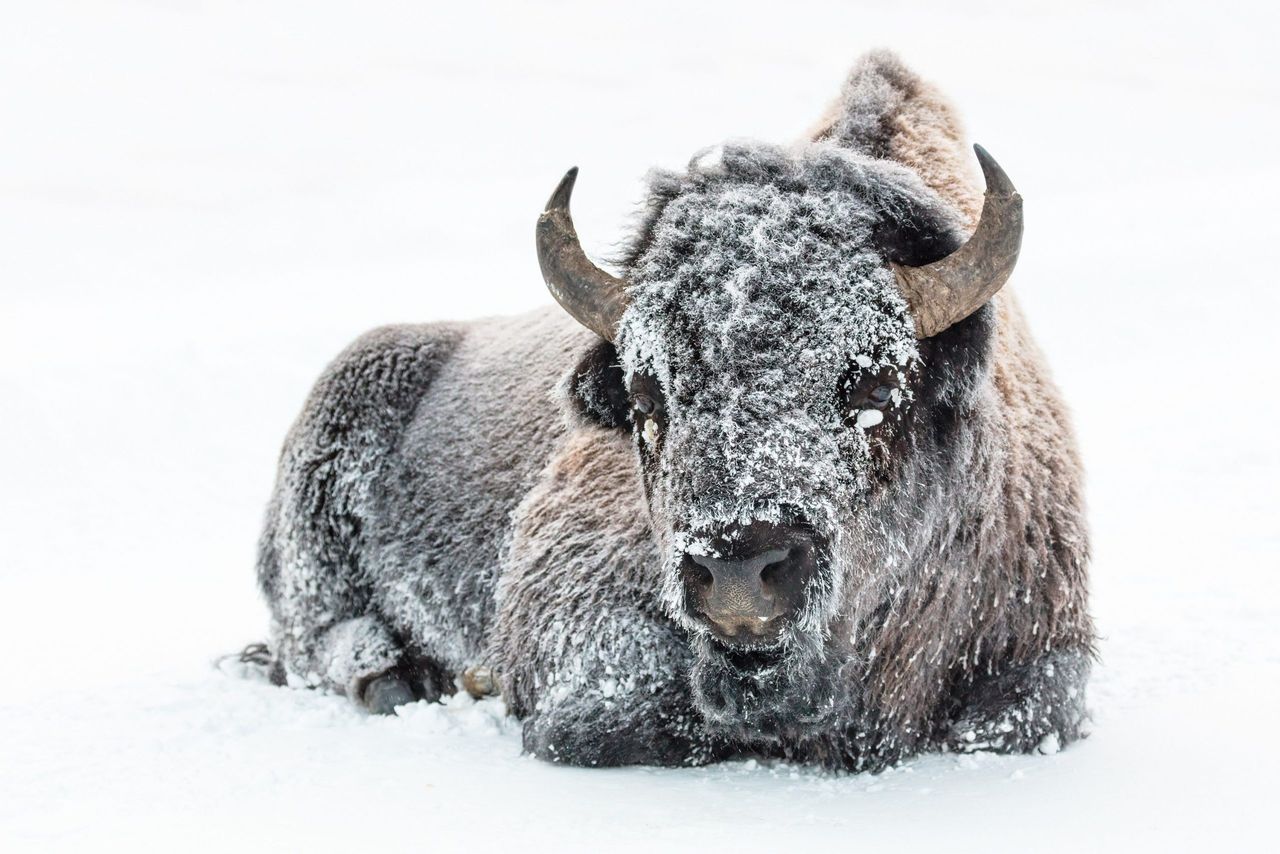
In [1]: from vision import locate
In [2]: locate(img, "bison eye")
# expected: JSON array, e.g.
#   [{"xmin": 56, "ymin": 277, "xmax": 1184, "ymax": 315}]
[
  {"xmin": 868, "ymin": 385, "xmax": 894, "ymax": 409},
  {"xmin": 633, "ymin": 394, "xmax": 656, "ymax": 416}
]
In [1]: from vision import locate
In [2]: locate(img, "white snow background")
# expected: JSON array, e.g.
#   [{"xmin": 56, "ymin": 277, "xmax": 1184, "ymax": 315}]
[{"xmin": 2, "ymin": 1, "xmax": 1277, "ymax": 851}]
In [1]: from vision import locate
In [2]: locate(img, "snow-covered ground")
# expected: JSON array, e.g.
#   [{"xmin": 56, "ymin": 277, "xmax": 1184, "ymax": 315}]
[{"xmin": 2, "ymin": 1, "xmax": 1277, "ymax": 850}]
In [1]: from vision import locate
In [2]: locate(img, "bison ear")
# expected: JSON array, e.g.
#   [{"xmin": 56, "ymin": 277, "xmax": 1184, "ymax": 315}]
[
  {"xmin": 564, "ymin": 341, "xmax": 631, "ymax": 430},
  {"xmin": 872, "ymin": 205, "xmax": 965, "ymax": 267}
]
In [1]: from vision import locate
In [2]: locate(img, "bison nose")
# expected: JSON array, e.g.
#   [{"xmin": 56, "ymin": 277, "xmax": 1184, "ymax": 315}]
[{"xmin": 685, "ymin": 548, "xmax": 797, "ymax": 640}]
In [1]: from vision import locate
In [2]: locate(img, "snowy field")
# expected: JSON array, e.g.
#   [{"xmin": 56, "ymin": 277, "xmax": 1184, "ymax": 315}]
[{"xmin": 2, "ymin": 1, "xmax": 1278, "ymax": 850}]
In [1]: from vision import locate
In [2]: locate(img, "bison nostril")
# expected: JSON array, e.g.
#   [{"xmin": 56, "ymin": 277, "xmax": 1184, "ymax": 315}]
[
  {"xmin": 758, "ymin": 548, "xmax": 792, "ymax": 582},
  {"xmin": 758, "ymin": 552, "xmax": 790, "ymax": 588},
  {"xmin": 691, "ymin": 548, "xmax": 791, "ymax": 585},
  {"xmin": 689, "ymin": 561, "xmax": 713, "ymax": 589}
]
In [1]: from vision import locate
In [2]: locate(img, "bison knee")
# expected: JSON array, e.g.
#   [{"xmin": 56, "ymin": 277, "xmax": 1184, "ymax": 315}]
[
  {"xmin": 946, "ymin": 647, "xmax": 1091, "ymax": 755},
  {"xmin": 522, "ymin": 702, "xmax": 722, "ymax": 768}
]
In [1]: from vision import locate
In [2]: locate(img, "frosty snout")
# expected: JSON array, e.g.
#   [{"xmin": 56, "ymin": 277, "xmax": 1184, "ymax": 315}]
[{"xmin": 680, "ymin": 521, "xmax": 820, "ymax": 644}]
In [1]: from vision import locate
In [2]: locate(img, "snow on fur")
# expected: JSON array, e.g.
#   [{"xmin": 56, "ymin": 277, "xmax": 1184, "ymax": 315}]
[{"xmin": 616, "ymin": 140, "xmax": 948, "ymax": 628}]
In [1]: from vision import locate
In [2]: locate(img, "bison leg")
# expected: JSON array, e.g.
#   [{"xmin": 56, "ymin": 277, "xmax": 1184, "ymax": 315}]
[
  {"xmin": 267, "ymin": 613, "xmax": 406, "ymax": 711},
  {"xmin": 944, "ymin": 646, "xmax": 1091, "ymax": 755},
  {"xmin": 502, "ymin": 606, "xmax": 724, "ymax": 767},
  {"xmin": 494, "ymin": 426, "xmax": 725, "ymax": 766},
  {"xmin": 362, "ymin": 673, "xmax": 416, "ymax": 715},
  {"xmin": 256, "ymin": 324, "xmax": 461, "ymax": 712},
  {"xmin": 522, "ymin": 693, "xmax": 723, "ymax": 768}
]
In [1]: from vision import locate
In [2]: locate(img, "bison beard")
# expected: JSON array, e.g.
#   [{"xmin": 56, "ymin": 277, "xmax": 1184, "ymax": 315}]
[
  {"xmin": 690, "ymin": 633, "xmax": 848, "ymax": 738},
  {"xmin": 253, "ymin": 50, "xmax": 1094, "ymax": 771}
]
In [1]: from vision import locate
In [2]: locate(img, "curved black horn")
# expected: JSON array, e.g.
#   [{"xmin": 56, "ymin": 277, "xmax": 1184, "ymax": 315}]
[
  {"xmin": 535, "ymin": 167, "xmax": 628, "ymax": 342},
  {"xmin": 891, "ymin": 145, "xmax": 1023, "ymax": 338}
]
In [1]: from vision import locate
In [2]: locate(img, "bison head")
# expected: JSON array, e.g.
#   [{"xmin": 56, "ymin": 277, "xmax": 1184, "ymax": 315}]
[{"xmin": 537, "ymin": 139, "xmax": 1020, "ymax": 739}]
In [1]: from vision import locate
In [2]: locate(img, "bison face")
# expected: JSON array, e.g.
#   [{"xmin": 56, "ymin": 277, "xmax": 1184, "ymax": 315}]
[
  {"xmin": 544, "ymin": 140, "xmax": 1016, "ymax": 737},
  {"xmin": 618, "ymin": 249, "xmax": 919, "ymax": 648},
  {"xmin": 611, "ymin": 144, "xmax": 964, "ymax": 734}
]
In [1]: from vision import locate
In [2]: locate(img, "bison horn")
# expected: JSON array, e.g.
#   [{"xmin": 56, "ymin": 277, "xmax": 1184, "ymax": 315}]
[
  {"xmin": 891, "ymin": 144, "xmax": 1023, "ymax": 338},
  {"xmin": 536, "ymin": 167, "xmax": 629, "ymax": 342}
]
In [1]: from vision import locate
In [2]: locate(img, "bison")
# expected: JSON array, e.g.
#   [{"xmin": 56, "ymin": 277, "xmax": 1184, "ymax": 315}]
[{"xmin": 255, "ymin": 50, "xmax": 1094, "ymax": 770}]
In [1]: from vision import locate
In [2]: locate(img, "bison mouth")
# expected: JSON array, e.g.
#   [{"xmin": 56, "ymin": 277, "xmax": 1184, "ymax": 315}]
[
  {"xmin": 716, "ymin": 642, "xmax": 788, "ymax": 673},
  {"xmin": 688, "ymin": 633, "xmax": 845, "ymax": 741}
]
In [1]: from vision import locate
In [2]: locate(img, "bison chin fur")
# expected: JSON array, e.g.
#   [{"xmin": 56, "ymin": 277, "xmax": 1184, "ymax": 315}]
[{"xmin": 689, "ymin": 631, "xmax": 852, "ymax": 742}]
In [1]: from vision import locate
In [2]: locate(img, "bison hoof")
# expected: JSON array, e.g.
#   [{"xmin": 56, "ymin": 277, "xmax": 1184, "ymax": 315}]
[
  {"xmin": 363, "ymin": 674, "xmax": 415, "ymax": 715},
  {"xmin": 462, "ymin": 666, "xmax": 499, "ymax": 699}
]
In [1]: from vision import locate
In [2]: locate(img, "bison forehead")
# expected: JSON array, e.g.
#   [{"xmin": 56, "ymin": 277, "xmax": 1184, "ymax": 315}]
[
  {"xmin": 618, "ymin": 142, "xmax": 922, "ymax": 408},
  {"xmin": 614, "ymin": 144, "xmax": 942, "ymax": 530}
]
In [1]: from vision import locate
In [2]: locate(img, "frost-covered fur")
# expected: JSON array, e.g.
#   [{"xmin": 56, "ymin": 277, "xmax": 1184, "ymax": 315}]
[{"xmin": 256, "ymin": 51, "xmax": 1093, "ymax": 770}]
